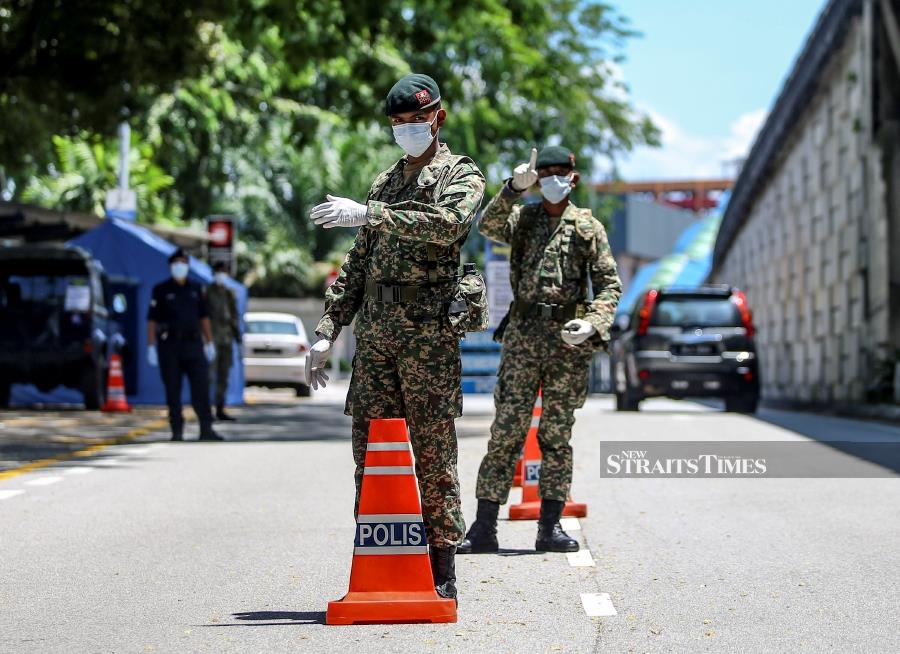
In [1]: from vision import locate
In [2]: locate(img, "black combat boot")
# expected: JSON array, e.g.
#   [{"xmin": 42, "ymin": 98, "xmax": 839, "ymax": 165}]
[
  {"xmin": 458, "ymin": 499, "xmax": 500, "ymax": 554},
  {"xmin": 535, "ymin": 499, "xmax": 579, "ymax": 552},
  {"xmin": 216, "ymin": 403, "xmax": 237, "ymax": 421},
  {"xmin": 430, "ymin": 545, "xmax": 458, "ymax": 605}
]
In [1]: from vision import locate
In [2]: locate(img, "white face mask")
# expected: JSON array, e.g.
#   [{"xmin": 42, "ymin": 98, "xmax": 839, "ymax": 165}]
[
  {"xmin": 214, "ymin": 272, "xmax": 228, "ymax": 284},
  {"xmin": 170, "ymin": 262, "xmax": 189, "ymax": 281},
  {"xmin": 392, "ymin": 115, "xmax": 437, "ymax": 157},
  {"xmin": 539, "ymin": 174, "xmax": 574, "ymax": 204}
]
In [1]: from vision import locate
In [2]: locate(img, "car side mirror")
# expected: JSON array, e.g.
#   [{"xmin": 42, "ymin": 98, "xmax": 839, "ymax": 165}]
[{"xmin": 112, "ymin": 293, "xmax": 127, "ymax": 315}]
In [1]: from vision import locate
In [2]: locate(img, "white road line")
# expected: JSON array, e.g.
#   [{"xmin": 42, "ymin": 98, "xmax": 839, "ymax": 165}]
[
  {"xmin": 63, "ymin": 467, "xmax": 95, "ymax": 475},
  {"xmin": 0, "ymin": 490, "xmax": 25, "ymax": 500},
  {"xmin": 560, "ymin": 517, "xmax": 581, "ymax": 531},
  {"xmin": 119, "ymin": 446, "xmax": 154, "ymax": 455},
  {"xmin": 581, "ymin": 592, "xmax": 617, "ymax": 617},
  {"xmin": 567, "ymin": 550, "xmax": 595, "ymax": 567},
  {"xmin": 25, "ymin": 476, "xmax": 62, "ymax": 487}
]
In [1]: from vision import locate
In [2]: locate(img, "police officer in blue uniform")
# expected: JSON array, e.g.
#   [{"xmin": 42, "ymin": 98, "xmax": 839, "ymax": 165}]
[{"xmin": 146, "ymin": 249, "xmax": 223, "ymax": 441}]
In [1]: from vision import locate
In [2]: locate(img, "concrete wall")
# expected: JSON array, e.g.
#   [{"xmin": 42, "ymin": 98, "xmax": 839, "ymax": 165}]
[{"xmin": 713, "ymin": 15, "xmax": 894, "ymax": 403}]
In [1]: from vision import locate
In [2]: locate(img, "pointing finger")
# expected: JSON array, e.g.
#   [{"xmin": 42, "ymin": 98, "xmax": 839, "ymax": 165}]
[{"xmin": 529, "ymin": 147, "xmax": 537, "ymax": 171}]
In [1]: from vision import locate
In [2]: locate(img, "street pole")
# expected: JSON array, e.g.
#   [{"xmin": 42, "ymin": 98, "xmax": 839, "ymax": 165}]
[{"xmin": 117, "ymin": 121, "xmax": 130, "ymax": 190}]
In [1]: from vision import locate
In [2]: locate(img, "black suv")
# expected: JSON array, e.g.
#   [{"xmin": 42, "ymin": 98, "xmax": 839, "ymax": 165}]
[
  {"xmin": 610, "ymin": 285, "xmax": 760, "ymax": 413},
  {"xmin": 0, "ymin": 245, "xmax": 122, "ymax": 409}
]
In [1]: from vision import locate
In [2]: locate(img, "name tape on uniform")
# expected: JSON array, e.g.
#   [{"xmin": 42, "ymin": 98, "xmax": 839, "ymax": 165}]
[
  {"xmin": 524, "ymin": 460, "xmax": 541, "ymax": 485},
  {"xmin": 354, "ymin": 513, "xmax": 427, "ymax": 555}
]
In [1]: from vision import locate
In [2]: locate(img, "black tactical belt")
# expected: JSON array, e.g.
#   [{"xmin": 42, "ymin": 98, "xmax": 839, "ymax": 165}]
[
  {"xmin": 511, "ymin": 300, "xmax": 583, "ymax": 321},
  {"xmin": 160, "ymin": 328, "xmax": 202, "ymax": 341},
  {"xmin": 365, "ymin": 280, "xmax": 421, "ymax": 304}
]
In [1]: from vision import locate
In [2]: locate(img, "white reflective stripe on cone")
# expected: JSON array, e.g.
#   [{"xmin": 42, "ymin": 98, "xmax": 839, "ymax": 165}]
[
  {"xmin": 357, "ymin": 513, "xmax": 424, "ymax": 523},
  {"xmin": 353, "ymin": 546, "xmax": 429, "ymax": 556},
  {"xmin": 364, "ymin": 466, "xmax": 415, "ymax": 475},
  {"xmin": 366, "ymin": 442, "xmax": 410, "ymax": 451},
  {"xmin": 530, "ymin": 416, "xmax": 541, "ymax": 428}
]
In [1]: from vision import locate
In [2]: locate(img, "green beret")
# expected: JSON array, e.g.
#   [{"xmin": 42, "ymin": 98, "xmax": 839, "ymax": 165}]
[
  {"xmin": 536, "ymin": 145, "xmax": 576, "ymax": 169},
  {"xmin": 384, "ymin": 73, "xmax": 441, "ymax": 115}
]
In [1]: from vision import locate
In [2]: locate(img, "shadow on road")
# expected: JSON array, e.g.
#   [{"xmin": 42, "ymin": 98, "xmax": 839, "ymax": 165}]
[
  {"xmin": 754, "ymin": 409, "xmax": 900, "ymax": 475},
  {"xmin": 199, "ymin": 611, "xmax": 327, "ymax": 627}
]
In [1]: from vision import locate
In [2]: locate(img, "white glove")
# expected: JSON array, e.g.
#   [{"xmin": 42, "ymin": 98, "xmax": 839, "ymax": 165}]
[
  {"xmin": 310, "ymin": 194, "xmax": 368, "ymax": 229},
  {"xmin": 204, "ymin": 342, "xmax": 217, "ymax": 362},
  {"xmin": 147, "ymin": 344, "xmax": 158, "ymax": 367},
  {"xmin": 511, "ymin": 147, "xmax": 539, "ymax": 192},
  {"xmin": 561, "ymin": 319, "xmax": 596, "ymax": 346},
  {"xmin": 305, "ymin": 338, "xmax": 332, "ymax": 390}
]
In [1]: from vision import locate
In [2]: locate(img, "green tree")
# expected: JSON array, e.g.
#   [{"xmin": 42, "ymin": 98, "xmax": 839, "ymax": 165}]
[
  {"xmin": 0, "ymin": 0, "xmax": 237, "ymax": 179},
  {"xmin": 21, "ymin": 133, "xmax": 179, "ymax": 225}
]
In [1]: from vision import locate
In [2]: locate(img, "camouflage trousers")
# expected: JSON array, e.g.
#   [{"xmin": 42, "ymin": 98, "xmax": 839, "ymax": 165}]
[
  {"xmin": 347, "ymin": 330, "xmax": 464, "ymax": 547},
  {"xmin": 476, "ymin": 318, "xmax": 592, "ymax": 503},
  {"xmin": 212, "ymin": 340, "xmax": 233, "ymax": 406}
]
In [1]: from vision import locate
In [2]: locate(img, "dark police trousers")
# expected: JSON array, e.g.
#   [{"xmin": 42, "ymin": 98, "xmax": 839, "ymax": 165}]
[{"xmin": 158, "ymin": 336, "xmax": 213, "ymax": 436}]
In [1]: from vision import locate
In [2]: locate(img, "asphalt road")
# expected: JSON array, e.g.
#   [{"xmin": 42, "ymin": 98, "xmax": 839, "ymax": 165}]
[{"xmin": 1, "ymin": 386, "xmax": 898, "ymax": 653}]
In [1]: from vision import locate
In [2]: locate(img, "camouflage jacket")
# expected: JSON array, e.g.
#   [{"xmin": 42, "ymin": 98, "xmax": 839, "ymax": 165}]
[
  {"xmin": 316, "ymin": 143, "xmax": 486, "ymax": 341},
  {"xmin": 479, "ymin": 184, "xmax": 622, "ymax": 347},
  {"xmin": 206, "ymin": 283, "xmax": 240, "ymax": 344}
]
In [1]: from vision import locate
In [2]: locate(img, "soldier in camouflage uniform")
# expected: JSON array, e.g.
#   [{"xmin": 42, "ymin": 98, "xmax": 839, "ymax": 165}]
[
  {"xmin": 207, "ymin": 261, "xmax": 241, "ymax": 421},
  {"xmin": 460, "ymin": 146, "xmax": 622, "ymax": 554},
  {"xmin": 305, "ymin": 74, "xmax": 485, "ymax": 603}
]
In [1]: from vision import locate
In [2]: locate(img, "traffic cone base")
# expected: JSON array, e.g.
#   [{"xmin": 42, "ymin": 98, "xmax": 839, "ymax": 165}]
[
  {"xmin": 101, "ymin": 354, "xmax": 131, "ymax": 413},
  {"xmin": 327, "ymin": 592, "xmax": 456, "ymax": 625},
  {"xmin": 508, "ymin": 498, "xmax": 587, "ymax": 520},
  {"xmin": 326, "ymin": 418, "xmax": 457, "ymax": 625}
]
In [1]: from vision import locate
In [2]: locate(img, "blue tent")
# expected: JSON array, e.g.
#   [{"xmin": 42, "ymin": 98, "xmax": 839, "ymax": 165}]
[{"xmin": 11, "ymin": 218, "xmax": 246, "ymax": 406}]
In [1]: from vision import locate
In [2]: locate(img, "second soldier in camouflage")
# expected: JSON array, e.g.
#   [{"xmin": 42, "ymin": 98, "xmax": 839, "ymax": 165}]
[
  {"xmin": 460, "ymin": 145, "xmax": 622, "ymax": 554},
  {"xmin": 305, "ymin": 73, "xmax": 485, "ymax": 603}
]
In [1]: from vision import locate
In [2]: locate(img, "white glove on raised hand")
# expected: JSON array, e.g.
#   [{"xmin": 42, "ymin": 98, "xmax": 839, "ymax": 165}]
[
  {"xmin": 204, "ymin": 342, "xmax": 217, "ymax": 362},
  {"xmin": 305, "ymin": 338, "xmax": 332, "ymax": 390},
  {"xmin": 561, "ymin": 319, "xmax": 596, "ymax": 346},
  {"xmin": 511, "ymin": 147, "xmax": 539, "ymax": 192},
  {"xmin": 310, "ymin": 194, "xmax": 368, "ymax": 229},
  {"xmin": 147, "ymin": 344, "xmax": 158, "ymax": 367}
]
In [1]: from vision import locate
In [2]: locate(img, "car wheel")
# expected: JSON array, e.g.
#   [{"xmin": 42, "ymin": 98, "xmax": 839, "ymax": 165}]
[
  {"xmin": 0, "ymin": 380, "xmax": 10, "ymax": 408},
  {"xmin": 615, "ymin": 388, "xmax": 641, "ymax": 411},
  {"xmin": 725, "ymin": 395, "xmax": 758, "ymax": 414},
  {"xmin": 81, "ymin": 362, "xmax": 107, "ymax": 411},
  {"xmin": 295, "ymin": 384, "xmax": 311, "ymax": 398}
]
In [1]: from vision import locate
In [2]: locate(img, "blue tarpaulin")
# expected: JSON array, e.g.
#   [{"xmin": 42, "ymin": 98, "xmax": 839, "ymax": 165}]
[{"xmin": 11, "ymin": 218, "xmax": 246, "ymax": 406}]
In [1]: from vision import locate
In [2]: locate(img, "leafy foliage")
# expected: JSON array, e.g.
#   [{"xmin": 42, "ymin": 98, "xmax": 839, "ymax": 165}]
[
  {"xmin": 4, "ymin": 0, "xmax": 658, "ymax": 296},
  {"xmin": 21, "ymin": 133, "xmax": 179, "ymax": 225}
]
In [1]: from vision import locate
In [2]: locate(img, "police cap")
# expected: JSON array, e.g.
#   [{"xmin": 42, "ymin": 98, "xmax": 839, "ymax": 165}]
[
  {"xmin": 536, "ymin": 145, "xmax": 576, "ymax": 170},
  {"xmin": 384, "ymin": 73, "xmax": 441, "ymax": 116}
]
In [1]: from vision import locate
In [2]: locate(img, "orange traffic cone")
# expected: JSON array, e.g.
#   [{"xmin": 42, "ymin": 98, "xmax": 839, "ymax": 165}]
[
  {"xmin": 326, "ymin": 418, "xmax": 457, "ymax": 625},
  {"xmin": 101, "ymin": 353, "xmax": 131, "ymax": 413},
  {"xmin": 512, "ymin": 455, "xmax": 523, "ymax": 487},
  {"xmin": 508, "ymin": 392, "xmax": 587, "ymax": 520}
]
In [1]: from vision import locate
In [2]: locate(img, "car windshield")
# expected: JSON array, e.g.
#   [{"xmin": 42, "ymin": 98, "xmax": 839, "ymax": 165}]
[
  {"xmin": 650, "ymin": 297, "xmax": 742, "ymax": 328},
  {"xmin": 247, "ymin": 320, "xmax": 299, "ymax": 335},
  {"xmin": 0, "ymin": 273, "xmax": 91, "ymax": 311}
]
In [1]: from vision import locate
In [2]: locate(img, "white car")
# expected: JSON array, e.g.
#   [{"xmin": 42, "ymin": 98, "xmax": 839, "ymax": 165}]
[{"xmin": 243, "ymin": 312, "xmax": 311, "ymax": 396}]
